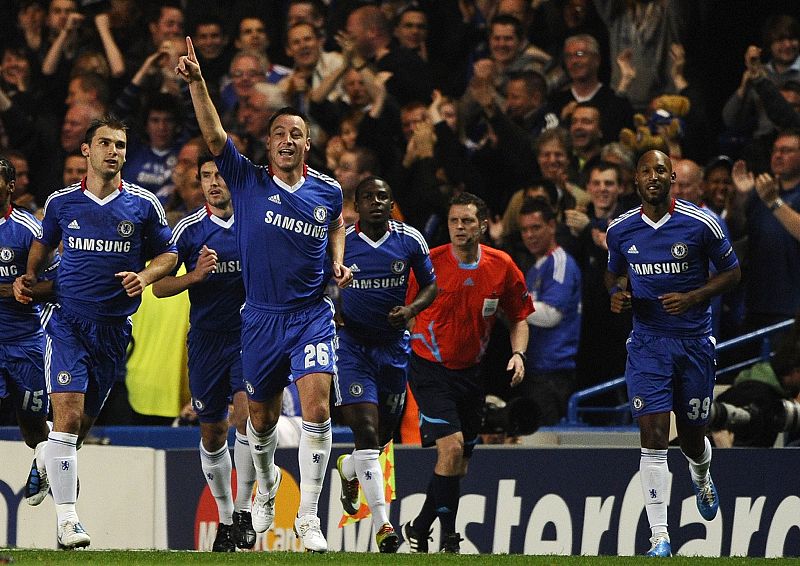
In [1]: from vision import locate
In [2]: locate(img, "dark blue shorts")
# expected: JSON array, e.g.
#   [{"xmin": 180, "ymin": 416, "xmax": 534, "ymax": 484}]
[
  {"xmin": 625, "ymin": 332, "xmax": 716, "ymax": 425},
  {"xmin": 333, "ymin": 327, "xmax": 409, "ymax": 419},
  {"xmin": 408, "ymin": 353, "xmax": 482, "ymax": 457},
  {"xmin": 188, "ymin": 328, "xmax": 244, "ymax": 423},
  {"xmin": 43, "ymin": 305, "xmax": 132, "ymax": 417},
  {"xmin": 0, "ymin": 337, "xmax": 49, "ymax": 417},
  {"xmin": 240, "ymin": 297, "xmax": 337, "ymax": 401}
]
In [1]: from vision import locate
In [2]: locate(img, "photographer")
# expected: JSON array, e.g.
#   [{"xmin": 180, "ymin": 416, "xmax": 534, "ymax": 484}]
[{"xmin": 712, "ymin": 318, "xmax": 800, "ymax": 447}]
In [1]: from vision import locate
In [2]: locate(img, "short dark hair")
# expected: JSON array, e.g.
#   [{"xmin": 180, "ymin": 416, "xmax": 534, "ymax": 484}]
[
  {"xmin": 490, "ymin": 14, "xmax": 524, "ymax": 41},
  {"xmin": 267, "ymin": 106, "xmax": 311, "ymax": 136},
  {"xmin": 0, "ymin": 156, "xmax": 16, "ymax": 184},
  {"xmin": 354, "ymin": 175, "xmax": 393, "ymax": 201},
  {"xmin": 524, "ymin": 178, "xmax": 558, "ymax": 206},
  {"xmin": 587, "ymin": 161, "xmax": 622, "ymax": 185},
  {"xmin": 519, "ymin": 196, "xmax": 555, "ymax": 221},
  {"xmin": 350, "ymin": 146, "xmax": 380, "ymax": 176},
  {"xmin": 196, "ymin": 151, "xmax": 216, "ymax": 177},
  {"xmin": 191, "ymin": 14, "xmax": 225, "ymax": 36},
  {"xmin": 84, "ymin": 115, "xmax": 128, "ymax": 146},
  {"xmin": 449, "ymin": 192, "xmax": 488, "ymax": 222},
  {"xmin": 763, "ymin": 14, "xmax": 800, "ymax": 48},
  {"xmin": 72, "ymin": 72, "xmax": 111, "ymax": 107},
  {"xmin": 506, "ymin": 70, "xmax": 547, "ymax": 98}
]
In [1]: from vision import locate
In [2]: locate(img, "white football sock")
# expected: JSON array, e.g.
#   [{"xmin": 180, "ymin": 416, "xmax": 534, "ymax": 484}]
[
  {"xmin": 354, "ymin": 448, "xmax": 389, "ymax": 531},
  {"xmin": 200, "ymin": 441, "xmax": 234, "ymax": 524},
  {"xmin": 297, "ymin": 419, "xmax": 331, "ymax": 517},
  {"xmin": 683, "ymin": 436, "xmax": 712, "ymax": 485},
  {"xmin": 47, "ymin": 431, "xmax": 79, "ymax": 523},
  {"xmin": 340, "ymin": 451, "xmax": 356, "ymax": 481},
  {"xmin": 247, "ymin": 418, "xmax": 278, "ymax": 496},
  {"xmin": 640, "ymin": 448, "xmax": 669, "ymax": 537},
  {"xmin": 234, "ymin": 431, "xmax": 256, "ymax": 511}
]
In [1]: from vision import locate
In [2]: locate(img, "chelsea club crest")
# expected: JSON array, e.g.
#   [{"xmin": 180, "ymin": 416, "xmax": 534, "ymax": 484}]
[
  {"xmin": 670, "ymin": 242, "xmax": 688, "ymax": 259},
  {"xmin": 117, "ymin": 220, "xmax": 134, "ymax": 238},
  {"xmin": 313, "ymin": 206, "xmax": 327, "ymax": 223}
]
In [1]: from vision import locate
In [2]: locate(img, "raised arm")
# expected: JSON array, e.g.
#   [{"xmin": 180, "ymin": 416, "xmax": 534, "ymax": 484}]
[
  {"xmin": 175, "ymin": 36, "xmax": 226, "ymax": 155},
  {"xmin": 94, "ymin": 13, "xmax": 125, "ymax": 78}
]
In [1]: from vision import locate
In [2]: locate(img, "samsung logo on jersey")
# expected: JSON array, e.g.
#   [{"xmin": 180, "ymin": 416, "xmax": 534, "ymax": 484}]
[
  {"xmin": 0, "ymin": 265, "xmax": 18, "ymax": 277},
  {"xmin": 350, "ymin": 275, "xmax": 406, "ymax": 289},
  {"xmin": 67, "ymin": 236, "xmax": 132, "ymax": 253},
  {"xmin": 215, "ymin": 260, "xmax": 241, "ymax": 273},
  {"xmin": 629, "ymin": 262, "xmax": 690, "ymax": 275},
  {"xmin": 263, "ymin": 211, "xmax": 327, "ymax": 239}
]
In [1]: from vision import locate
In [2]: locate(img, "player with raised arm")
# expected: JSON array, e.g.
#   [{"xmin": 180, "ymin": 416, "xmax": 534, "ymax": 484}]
[
  {"xmin": 152, "ymin": 153, "xmax": 257, "ymax": 552},
  {"xmin": 333, "ymin": 176, "xmax": 437, "ymax": 553},
  {"xmin": 14, "ymin": 116, "xmax": 178, "ymax": 549},
  {"xmin": 0, "ymin": 156, "xmax": 58, "ymax": 508},
  {"xmin": 605, "ymin": 150, "xmax": 741, "ymax": 557},
  {"xmin": 176, "ymin": 37, "xmax": 352, "ymax": 553}
]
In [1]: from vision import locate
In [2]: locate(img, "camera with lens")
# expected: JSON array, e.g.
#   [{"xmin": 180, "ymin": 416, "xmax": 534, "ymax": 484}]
[
  {"xmin": 480, "ymin": 395, "xmax": 540, "ymax": 436},
  {"xmin": 708, "ymin": 398, "xmax": 800, "ymax": 446},
  {"xmin": 77, "ymin": 0, "xmax": 110, "ymax": 16}
]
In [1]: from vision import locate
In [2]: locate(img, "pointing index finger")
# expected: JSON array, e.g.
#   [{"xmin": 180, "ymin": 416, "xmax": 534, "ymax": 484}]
[{"xmin": 186, "ymin": 36, "xmax": 197, "ymax": 62}]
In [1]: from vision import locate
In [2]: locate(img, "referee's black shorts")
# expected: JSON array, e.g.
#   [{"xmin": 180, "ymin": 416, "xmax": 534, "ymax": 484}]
[{"xmin": 408, "ymin": 353, "xmax": 483, "ymax": 458}]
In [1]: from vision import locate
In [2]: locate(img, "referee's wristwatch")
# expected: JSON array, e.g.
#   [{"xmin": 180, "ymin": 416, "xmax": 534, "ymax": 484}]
[{"xmin": 512, "ymin": 351, "xmax": 527, "ymax": 364}]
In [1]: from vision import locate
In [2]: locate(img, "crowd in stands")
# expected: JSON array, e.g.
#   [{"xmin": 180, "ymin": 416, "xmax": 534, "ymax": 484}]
[{"xmin": 1, "ymin": 0, "xmax": 799, "ymax": 430}]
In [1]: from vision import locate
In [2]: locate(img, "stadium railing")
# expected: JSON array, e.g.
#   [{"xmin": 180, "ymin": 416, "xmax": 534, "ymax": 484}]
[{"xmin": 563, "ymin": 318, "xmax": 796, "ymax": 426}]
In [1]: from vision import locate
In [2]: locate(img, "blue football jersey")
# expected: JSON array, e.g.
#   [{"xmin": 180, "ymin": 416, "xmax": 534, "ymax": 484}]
[
  {"xmin": 607, "ymin": 199, "xmax": 739, "ymax": 337},
  {"xmin": 171, "ymin": 205, "xmax": 245, "ymax": 332},
  {"xmin": 341, "ymin": 221, "xmax": 436, "ymax": 342},
  {"xmin": 215, "ymin": 137, "xmax": 343, "ymax": 310},
  {"xmin": 0, "ymin": 206, "xmax": 58, "ymax": 342},
  {"xmin": 40, "ymin": 180, "xmax": 176, "ymax": 322},
  {"xmin": 525, "ymin": 246, "xmax": 581, "ymax": 372}
]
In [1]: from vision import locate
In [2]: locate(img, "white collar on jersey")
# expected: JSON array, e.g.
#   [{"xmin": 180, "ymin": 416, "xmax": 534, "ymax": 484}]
[
  {"xmin": 209, "ymin": 212, "xmax": 234, "ymax": 229},
  {"xmin": 641, "ymin": 211, "xmax": 671, "ymax": 229},
  {"xmin": 272, "ymin": 174, "xmax": 305, "ymax": 193},
  {"xmin": 83, "ymin": 187, "xmax": 121, "ymax": 206},
  {"xmin": 356, "ymin": 228, "xmax": 390, "ymax": 248}
]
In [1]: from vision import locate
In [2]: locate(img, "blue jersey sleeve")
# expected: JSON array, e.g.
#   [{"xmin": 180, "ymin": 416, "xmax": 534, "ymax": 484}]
[
  {"xmin": 39, "ymin": 198, "xmax": 62, "ymax": 249},
  {"xmin": 704, "ymin": 222, "xmax": 739, "ymax": 274},
  {"xmin": 215, "ymin": 137, "xmax": 261, "ymax": 194},
  {"xmin": 144, "ymin": 198, "xmax": 177, "ymax": 258},
  {"xmin": 409, "ymin": 241, "xmax": 435, "ymax": 289},
  {"xmin": 606, "ymin": 224, "xmax": 625, "ymax": 275}
]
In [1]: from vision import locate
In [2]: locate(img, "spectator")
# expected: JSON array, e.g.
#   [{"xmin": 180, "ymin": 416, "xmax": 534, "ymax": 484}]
[
  {"xmin": 393, "ymin": 5, "xmax": 429, "ymax": 61},
  {"xmin": 729, "ymin": 130, "xmax": 800, "ymax": 331},
  {"xmin": 672, "ymin": 158, "xmax": 735, "ymax": 338},
  {"xmin": 600, "ymin": 141, "xmax": 639, "ymax": 209},
  {"xmin": 548, "ymin": 34, "xmax": 633, "ymax": 145},
  {"xmin": 567, "ymin": 162, "xmax": 631, "ymax": 390},
  {"xmin": 593, "ymin": 0, "xmax": 685, "ymax": 112},
  {"xmin": 191, "ymin": 14, "xmax": 234, "ymax": 103},
  {"xmin": 345, "ymin": 4, "xmax": 433, "ymax": 106},
  {"xmin": 62, "ymin": 151, "xmax": 86, "ymax": 185},
  {"xmin": 723, "ymin": 16, "xmax": 800, "ymax": 144},
  {"xmin": 702, "ymin": 155, "xmax": 735, "ymax": 219},
  {"xmin": 568, "ymin": 102, "xmax": 604, "ymax": 186},
  {"xmin": 518, "ymin": 197, "xmax": 582, "ymax": 425},
  {"xmin": 4, "ymin": 149, "xmax": 36, "ymax": 215},
  {"xmin": 334, "ymin": 146, "xmax": 381, "ymax": 225},
  {"xmin": 280, "ymin": 21, "xmax": 344, "ymax": 146}
]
